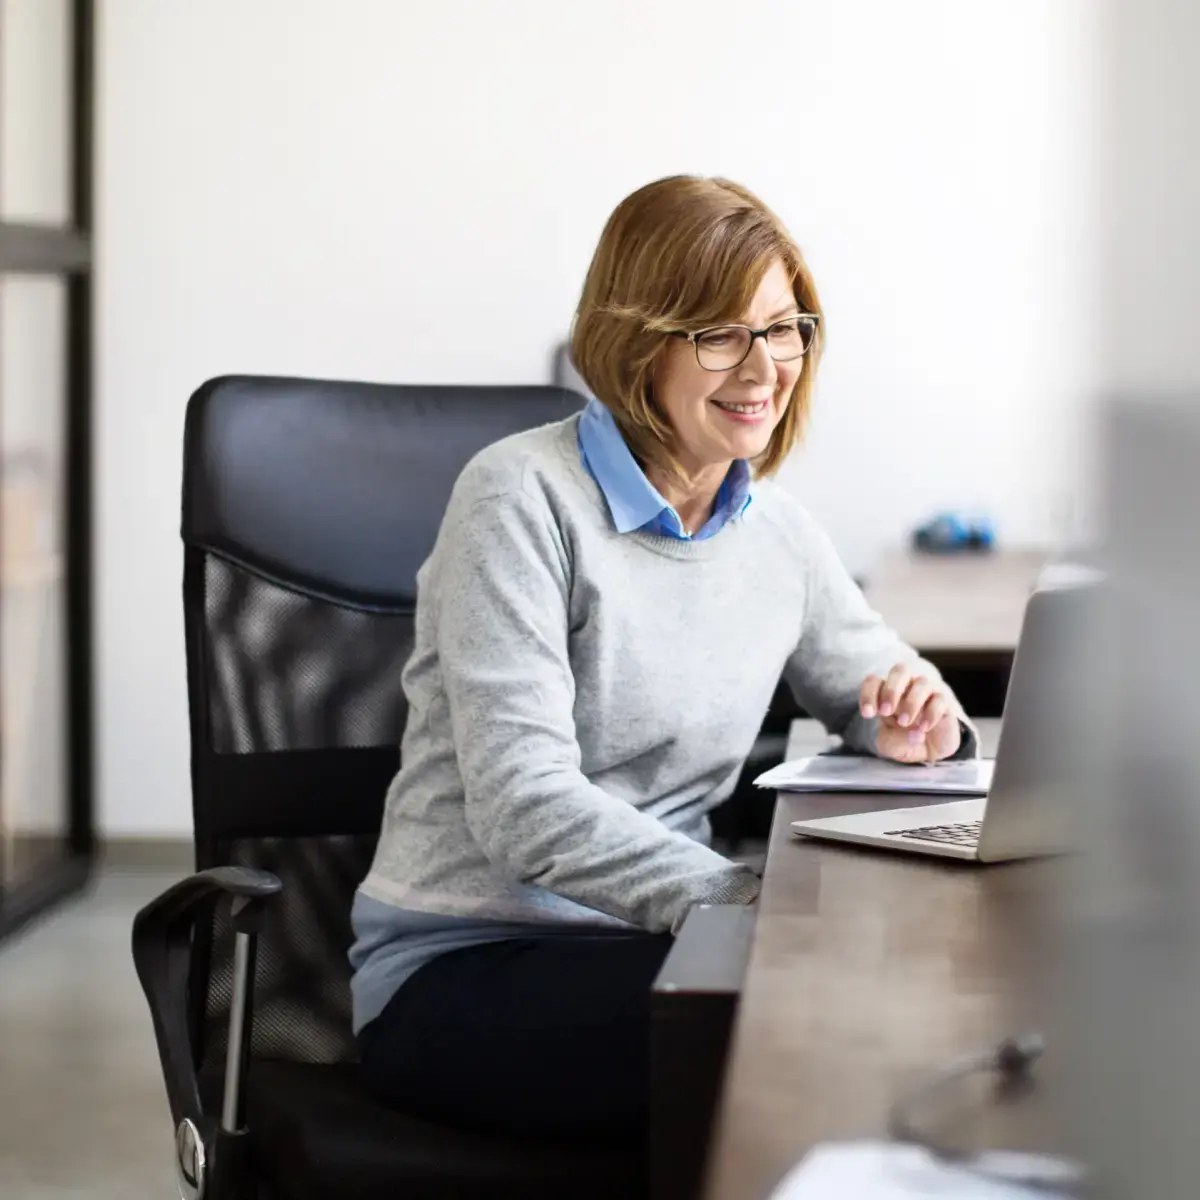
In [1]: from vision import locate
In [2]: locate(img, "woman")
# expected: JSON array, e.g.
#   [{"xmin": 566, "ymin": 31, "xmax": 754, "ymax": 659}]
[{"xmin": 350, "ymin": 175, "xmax": 974, "ymax": 1143}]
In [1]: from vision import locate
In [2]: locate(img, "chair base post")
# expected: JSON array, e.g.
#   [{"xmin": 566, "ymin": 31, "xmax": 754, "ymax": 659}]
[{"xmin": 208, "ymin": 1126, "xmax": 255, "ymax": 1200}]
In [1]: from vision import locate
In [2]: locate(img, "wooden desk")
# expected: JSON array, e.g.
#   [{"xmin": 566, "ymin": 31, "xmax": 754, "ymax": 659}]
[
  {"xmin": 705, "ymin": 719, "xmax": 1062, "ymax": 1200},
  {"xmin": 863, "ymin": 550, "xmax": 1046, "ymax": 659}
]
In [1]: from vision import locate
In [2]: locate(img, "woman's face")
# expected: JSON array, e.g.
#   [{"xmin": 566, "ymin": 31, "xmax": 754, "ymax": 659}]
[{"xmin": 652, "ymin": 258, "xmax": 804, "ymax": 476}]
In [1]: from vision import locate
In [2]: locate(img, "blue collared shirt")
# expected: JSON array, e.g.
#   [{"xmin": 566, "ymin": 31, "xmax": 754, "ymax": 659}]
[{"xmin": 577, "ymin": 398, "xmax": 752, "ymax": 540}]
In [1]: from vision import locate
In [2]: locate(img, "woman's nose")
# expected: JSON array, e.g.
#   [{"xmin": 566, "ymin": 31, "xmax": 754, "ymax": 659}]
[{"xmin": 738, "ymin": 334, "xmax": 777, "ymax": 383}]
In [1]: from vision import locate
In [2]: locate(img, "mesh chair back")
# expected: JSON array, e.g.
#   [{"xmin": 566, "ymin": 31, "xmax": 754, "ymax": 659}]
[{"xmin": 182, "ymin": 376, "xmax": 580, "ymax": 1068}]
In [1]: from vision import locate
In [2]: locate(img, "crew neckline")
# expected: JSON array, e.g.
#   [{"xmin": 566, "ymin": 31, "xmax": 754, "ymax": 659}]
[{"xmin": 549, "ymin": 416, "xmax": 735, "ymax": 561}]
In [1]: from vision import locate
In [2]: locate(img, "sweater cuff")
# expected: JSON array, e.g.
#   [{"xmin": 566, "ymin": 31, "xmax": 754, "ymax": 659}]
[
  {"xmin": 671, "ymin": 869, "xmax": 761, "ymax": 935},
  {"xmin": 841, "ymin": 710, "xmax": 882, "ymax": 756},
  {"xmin": 950, "ymin": 715, "xmax": 981, "ymax": 760}
]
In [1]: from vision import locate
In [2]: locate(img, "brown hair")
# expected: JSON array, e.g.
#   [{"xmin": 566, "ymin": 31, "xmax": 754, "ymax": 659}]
[{"xmin": 570, "ymin": 175, "xmax": 823, "ymax": 480}]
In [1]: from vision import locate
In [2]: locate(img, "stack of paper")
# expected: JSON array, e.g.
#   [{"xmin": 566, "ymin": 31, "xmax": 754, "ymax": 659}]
[
  {"xmin": 768, "ymin": 1142, "xmax": 1074, "ymax": 1198},
  {"xmin": 754, "ymin": 755, "xmax": 995, "ymax": 796}
]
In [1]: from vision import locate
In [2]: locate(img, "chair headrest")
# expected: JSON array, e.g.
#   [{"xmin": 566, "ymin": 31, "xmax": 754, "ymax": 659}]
[{"xmin": 183, "ymin": 375, "xmax": 581, "ymax": 608}]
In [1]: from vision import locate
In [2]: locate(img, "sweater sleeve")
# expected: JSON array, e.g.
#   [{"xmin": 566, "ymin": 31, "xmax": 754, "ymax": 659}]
[
  {"xmin": 430, "ymin": 482, "xmax": 759, "ymax": 934},
  {"xmin": 782, "ymin": 513, "xmax": 977, "ymax": 759}
]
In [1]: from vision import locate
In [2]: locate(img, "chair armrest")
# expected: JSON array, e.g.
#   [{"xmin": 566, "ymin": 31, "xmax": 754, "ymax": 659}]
[
  {"xmin": 655, "ymin": 902, "xmax": 756, "ymax": 994},
  {"xmin": 131, "ymin": 866, "xmax": 282, "ymax": 1133},
  {"xmin": 651, "ymin": 904, "xmax": 757, "ymax": 1200}
]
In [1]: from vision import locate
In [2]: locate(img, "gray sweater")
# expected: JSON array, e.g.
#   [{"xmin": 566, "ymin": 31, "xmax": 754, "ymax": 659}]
[{"xmin": 356, "ymin": 415, "xmax": 958, "ymax": 946}]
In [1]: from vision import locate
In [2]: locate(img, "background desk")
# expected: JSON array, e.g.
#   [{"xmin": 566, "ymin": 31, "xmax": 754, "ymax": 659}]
[
  {"xmin": 705, "ymin": 719, "xmax": 1061, "ymax": 1200},
  {"xmin": 863, "ymin": 550, "xmax": 1045, "ymax": 661}
]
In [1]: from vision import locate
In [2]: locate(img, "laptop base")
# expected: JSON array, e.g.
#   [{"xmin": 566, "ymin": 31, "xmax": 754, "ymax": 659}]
[{"xmin": 789, "ymin": 798, "xmax": 986, "ymax": 861}]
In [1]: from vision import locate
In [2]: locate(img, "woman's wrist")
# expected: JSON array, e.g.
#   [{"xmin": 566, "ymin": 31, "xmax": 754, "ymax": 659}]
[{"xmin": 671, "ymin": 869, "xmax": 761, "ymax": 934}]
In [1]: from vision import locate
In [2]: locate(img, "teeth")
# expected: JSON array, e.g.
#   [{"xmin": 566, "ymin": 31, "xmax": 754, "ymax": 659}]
[{"xmin": 715, "ymin": 400, "xmax": 767, "ymax": 414}]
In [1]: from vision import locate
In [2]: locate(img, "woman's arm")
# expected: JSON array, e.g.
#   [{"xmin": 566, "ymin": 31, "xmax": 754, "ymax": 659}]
[
  {"xmin": 782, "ymin": 514, "xmax": 977, "ymax": 759},
  {"xmin": 431, "ymin": 481, "xmax": 759, "ymax": 934}
]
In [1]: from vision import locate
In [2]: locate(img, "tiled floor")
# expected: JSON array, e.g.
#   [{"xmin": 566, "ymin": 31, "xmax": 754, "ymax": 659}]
[{"xmin": 0, "ymin": 868, "xmax": 182, "ymax": 1199}]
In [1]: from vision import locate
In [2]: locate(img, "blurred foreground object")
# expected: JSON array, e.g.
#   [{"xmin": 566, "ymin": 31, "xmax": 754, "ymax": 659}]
[
  {"xmin": 1049, "ymin": 0, "xmax": 1200, "ymax": 1188},
  {"xmin": 1053, "ymin": 397, "xmax": 1200, "ymax": 1200}
]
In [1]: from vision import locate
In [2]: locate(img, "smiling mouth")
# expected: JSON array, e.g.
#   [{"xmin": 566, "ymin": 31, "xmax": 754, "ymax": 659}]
[{"xmin": 712, "ymin": 398, "xmax": 769, "ymax": 414}]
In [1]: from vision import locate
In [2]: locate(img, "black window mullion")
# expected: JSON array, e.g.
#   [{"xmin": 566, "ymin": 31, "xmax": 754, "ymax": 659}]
[
  {"xmin": 0, "ymin": 0, "xmax": 96, "ymax": 936},
  {"xmin": 64, "ymin": 0, "xmax": 94, "ymax": 858}
]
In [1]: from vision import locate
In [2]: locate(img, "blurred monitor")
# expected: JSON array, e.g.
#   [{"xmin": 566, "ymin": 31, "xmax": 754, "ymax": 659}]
[{"xmin": 1054, "ymin": 396, "xmax": 1200, "ymax": 1199}]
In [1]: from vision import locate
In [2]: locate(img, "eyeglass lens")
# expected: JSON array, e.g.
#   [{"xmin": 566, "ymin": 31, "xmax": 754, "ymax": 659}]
[{"xmin": 694, "ymin": 318, "xmax": 817, "ymax": 370}]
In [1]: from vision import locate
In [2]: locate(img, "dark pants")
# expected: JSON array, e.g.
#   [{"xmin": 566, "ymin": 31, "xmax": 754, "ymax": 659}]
[{"xmin": 358, "ymin": 933, "xmax": 674, "ymax": 1143}]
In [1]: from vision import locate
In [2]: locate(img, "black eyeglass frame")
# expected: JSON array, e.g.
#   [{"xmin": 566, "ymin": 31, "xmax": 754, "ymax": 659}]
[{"xmin": 668, "ymin": 313, "xmax": 821, "ymax": 372}]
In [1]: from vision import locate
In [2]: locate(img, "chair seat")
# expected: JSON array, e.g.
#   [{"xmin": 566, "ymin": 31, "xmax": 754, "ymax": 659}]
[{"xmin": 245, "ymin": 1060, "xmax": 648, "ymax": 1200}]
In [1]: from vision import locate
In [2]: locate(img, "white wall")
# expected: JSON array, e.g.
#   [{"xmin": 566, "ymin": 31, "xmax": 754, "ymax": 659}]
[
  {"xmin": 97, "ymin": 0, "xmax": 1098, "ymax": 836},
  {"xmin": 1101, "ymin": 0, "xmax": 1200, "ymax": 393}
]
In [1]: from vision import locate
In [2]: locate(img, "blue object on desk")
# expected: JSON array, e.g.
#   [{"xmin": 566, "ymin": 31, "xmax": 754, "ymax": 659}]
[{"xmin": 912, "ymin": 512, "xmax": 996, "ymax": 554}]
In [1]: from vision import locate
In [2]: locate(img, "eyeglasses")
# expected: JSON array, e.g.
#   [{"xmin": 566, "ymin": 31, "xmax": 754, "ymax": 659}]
[{"xmin": 669, "ymin": 314, "xmax": 820, "ymax": 372}]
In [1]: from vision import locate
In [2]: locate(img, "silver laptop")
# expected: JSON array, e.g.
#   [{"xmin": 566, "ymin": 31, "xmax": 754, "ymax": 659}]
[{"xmin": 789, "ymin": 577, "xmax": 1091, "ymax": 861}]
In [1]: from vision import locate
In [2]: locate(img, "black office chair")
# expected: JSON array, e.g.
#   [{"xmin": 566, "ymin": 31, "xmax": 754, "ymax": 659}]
[{"xmin": 130, "ymin": 376, "xmax": 651, "ymax": 1200}]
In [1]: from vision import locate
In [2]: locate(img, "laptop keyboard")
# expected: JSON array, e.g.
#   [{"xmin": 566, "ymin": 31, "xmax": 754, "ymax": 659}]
[{"xmin": 886, "ymin": 820, "xmax": 982, "ymax": 847}]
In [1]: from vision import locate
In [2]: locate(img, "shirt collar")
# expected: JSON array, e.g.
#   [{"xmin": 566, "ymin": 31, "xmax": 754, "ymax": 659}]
[
  {"xmin": 720, "ymin": 458, "xmax": 754, "ymax": 522},
  {"xmin": 578, "ymin": 398, "xmax": 753, "ymax": 536}
]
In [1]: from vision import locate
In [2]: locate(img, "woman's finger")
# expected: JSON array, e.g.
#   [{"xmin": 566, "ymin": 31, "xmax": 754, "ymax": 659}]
[
  {"xmin": 925, "ymin": 710, "xmax": 963, "ymax": 759},
  {"xmin": 859, "ymin": 674, "xmax": 884, "ymax": 719},
  {"xmin": 895, "ymin": 675, "xmax": 932, "ymax": 728},
  {"xmin": 916, "ymin": 692, "xmax": 949, "ymax": 734},
  {"xmin": 877, "ymin": 663, "xmax": 910, "ymax": 717}
]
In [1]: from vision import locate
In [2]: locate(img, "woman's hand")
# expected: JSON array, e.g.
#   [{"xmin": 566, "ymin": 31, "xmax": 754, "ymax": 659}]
[{"xmin": 859, "ymin": 664, "xmax": 962, "ymax": 764}]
